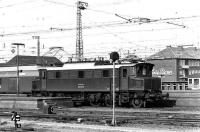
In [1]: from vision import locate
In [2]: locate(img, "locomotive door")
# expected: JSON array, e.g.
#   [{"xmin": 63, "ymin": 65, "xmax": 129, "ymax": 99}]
[
  {"xmin": 119, "ymin": 67, "xmax": 129, "ymax": 91},
  {"xmin": 118, "ymin": 67, "xmax": 130, "ymax": 105},
  {"xmin": 39, "ymin": 69, "xmax": 47, "ymax": 92}
]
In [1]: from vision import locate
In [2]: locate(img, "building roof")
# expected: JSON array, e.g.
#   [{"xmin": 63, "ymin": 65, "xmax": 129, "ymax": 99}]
[
  {"xmin": 147, "ymin": 46, "xmax": 200, "ymax": 60},
  {"xmin": 0, "ymin": 55, "xmax": 63, "ymax": 67}
]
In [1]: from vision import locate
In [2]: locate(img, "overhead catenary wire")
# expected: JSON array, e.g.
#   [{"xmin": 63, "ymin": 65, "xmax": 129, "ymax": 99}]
[
  {"xmin": 1, "ymin": 0, "xmax": 200, "ymax": 55},
  {"xmin": 0, "ymin": 0, "xmax": 36, "ymax": 9},
  {"xmin": 0, "ymin": 19, "xmax": 188, "ymax": 37},
  {"xmin": 43, "ymin": 0, "xmax": 76, "ymax": 8}
]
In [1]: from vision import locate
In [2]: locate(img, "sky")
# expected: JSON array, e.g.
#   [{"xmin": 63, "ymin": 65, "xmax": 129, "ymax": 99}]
[{"xmin": 0, "ymin": 0, "xmax": 200, "ymax": 62}]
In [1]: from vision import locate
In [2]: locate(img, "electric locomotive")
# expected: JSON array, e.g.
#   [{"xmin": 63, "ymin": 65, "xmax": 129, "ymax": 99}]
[{"xmin": 32, "ymin": 61, "xmax": 169, "ymax": 108}]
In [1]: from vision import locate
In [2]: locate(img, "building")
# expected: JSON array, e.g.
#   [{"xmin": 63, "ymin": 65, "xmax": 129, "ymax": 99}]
[{"xmin": 147, "ymin": 45, "xmax": 200, "ymax": 90}]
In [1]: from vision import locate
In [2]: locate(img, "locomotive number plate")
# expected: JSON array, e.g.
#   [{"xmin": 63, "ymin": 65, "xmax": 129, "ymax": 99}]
[{"xmin": 77, "ymin": 84, "xmax": 85, "ymax": 89}]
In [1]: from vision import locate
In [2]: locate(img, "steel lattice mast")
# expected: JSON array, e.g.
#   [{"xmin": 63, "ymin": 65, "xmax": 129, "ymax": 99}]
[{"xmin": 76, "ymin": 1, "xmax": 88, "ymax": 61}]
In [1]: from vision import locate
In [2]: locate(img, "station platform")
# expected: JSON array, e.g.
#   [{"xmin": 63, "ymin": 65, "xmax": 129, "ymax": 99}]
[
  {"xmin": 0, "ymin": 95, "xmax": 73, "ymax": 110},
  {"xmin": 163, "ymin": 90, "xmax": 200, "ymax": 107}
]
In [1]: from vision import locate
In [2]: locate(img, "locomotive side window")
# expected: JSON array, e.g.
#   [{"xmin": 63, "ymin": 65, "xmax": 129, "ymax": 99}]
[
  {"xmin": 122, "ymin": 69, "xmax": 127, "ymax": 77},
  {"xmin": 103, "ymin": 70, "xmax": 109, "ymax": 77},
  {"xmin": 42, "ymin": 70, "xmax": 46, "ymax": 79},
  {"xmin": 78, "ymin": 71, "xmax": 84, "ymax": 78},
  {"xmin": 55, "ymin": 71, "xmax": 61, "ymax": 78},
  {"xmin": 84, "ymin": 70, "xmax": 93, "ymax": 78}
]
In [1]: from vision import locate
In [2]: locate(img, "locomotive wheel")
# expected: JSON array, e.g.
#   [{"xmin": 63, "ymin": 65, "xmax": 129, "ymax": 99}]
[
  {"xmin": 88, "ymin": 94, "xmax": 100, "ymax": 106},
  {"xmin": 104, "ymin": 94, "xmax": 111, "ymax": 106},
  {"xmin": 130, "ymin": 98, "xmax": 143, "ymax": 108}
]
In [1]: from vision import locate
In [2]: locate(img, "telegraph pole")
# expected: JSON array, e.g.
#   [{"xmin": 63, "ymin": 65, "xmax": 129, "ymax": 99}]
[{"xmin": 12, "ymin": 43, "xmax": 25, "ymax": 97}]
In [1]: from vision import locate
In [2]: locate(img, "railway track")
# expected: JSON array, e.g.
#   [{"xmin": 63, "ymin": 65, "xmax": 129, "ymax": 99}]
[{"xmin": 0, "ymin": 107, "xmax": 200, "ymax": 128}]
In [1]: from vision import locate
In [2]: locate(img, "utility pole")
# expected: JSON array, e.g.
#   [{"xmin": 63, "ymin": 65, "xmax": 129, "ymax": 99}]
[
  {"xmin": 12, "ymin": 43, "xmax": 25, "ymax": 97},
  {"xmin": 32, "ymin": 36, "xmax": 40, "ymax": 65},
  {"xmin": 76, "ymin": 1, "xmax": 88, "ymax": 61},
  {"xmin": 32, "ymin": 36, "xmax": 40, "ymax": 56}
]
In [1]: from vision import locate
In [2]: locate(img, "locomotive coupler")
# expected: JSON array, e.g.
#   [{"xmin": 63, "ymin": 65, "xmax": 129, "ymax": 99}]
[{"xmin": 11, "ymin": 111, "xmax": 21, "ymax": 128}]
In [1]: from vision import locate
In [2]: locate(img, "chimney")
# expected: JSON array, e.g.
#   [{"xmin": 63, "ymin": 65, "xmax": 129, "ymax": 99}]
[{"xmin": 166, "ymin": 45, "xmax": 171, "ymax": 48}]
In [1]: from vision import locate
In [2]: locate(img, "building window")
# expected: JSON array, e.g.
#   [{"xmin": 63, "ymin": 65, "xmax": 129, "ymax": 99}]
[
  {"xmin": 179, "ymin": 60, "xmax": 185, "ymax": 66},
  {"xmin": 78, "ymin": 71, "xmax": 84, "ymax": 78},
  {"xmin": 173, "ymin": 84, "xmax": 177, "ymax": 90},
  {"xmin": 162, "ymin": 85, "xmax": 165, "ymax": 90},
  {"xmin": 189, "ymin": 79, "xmax": 192, "ymax": 84},
  {"xmin": 123, "ymin": 69, "xmax": 127, "ymax": 77},
  {"xmin": 185, "ymin": 60, "xmax": 188, "ymax": 65},
  {"xmin": 103, "ymin": 70, "xmax": 109, "ymax": 77},
  {"xmin": 189, "ymin": 70, "xmax": 191, "ymax": 75},
  {"xmin": 179, "ymin": 85, "xmax": 182, "ymax": 90},
  {"xmin": 194, "ymin": 79, "xmax": 199, "ymax": 85},
  {"xmin": 192, "ymin": 70, "xmax": 195, "ymax": 75},
  {"xmin": 179, "ymin": 70, "xmax": 183, "ymax": 76}
]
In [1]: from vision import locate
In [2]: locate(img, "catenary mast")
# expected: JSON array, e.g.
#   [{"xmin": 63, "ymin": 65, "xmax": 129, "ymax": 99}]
[{"xmin": 76, "ymin": 1, "xmax": 88, "ymax": 61}]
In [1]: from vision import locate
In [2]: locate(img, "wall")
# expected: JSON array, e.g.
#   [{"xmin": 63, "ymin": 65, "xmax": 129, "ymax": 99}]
[{"xmin": 147, "ymin": 59, "xmax": 178, "ymax": 82}]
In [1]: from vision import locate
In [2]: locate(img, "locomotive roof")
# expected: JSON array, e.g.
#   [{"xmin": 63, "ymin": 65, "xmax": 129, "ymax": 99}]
[
  {"xmin": 45, "ymin": 62, "xmax": 140, "ymax": 70},
  {"xmin": 0, "ymin": 66, "xmax": 39, "ymax": 72},
  {"xmin": 0, "ymin": 62, "xmax": 153, "ymax": 71}
]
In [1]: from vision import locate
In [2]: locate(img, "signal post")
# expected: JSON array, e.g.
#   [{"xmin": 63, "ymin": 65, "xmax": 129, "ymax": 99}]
[{"xmin": 110, "ymin": 52, "xmax": 119, "ymax": 126}]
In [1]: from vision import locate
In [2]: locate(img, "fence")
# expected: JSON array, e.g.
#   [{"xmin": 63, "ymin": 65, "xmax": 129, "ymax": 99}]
[{"xmin": 162, "ymin": 82, "xmax": 188, "ymax": 91}]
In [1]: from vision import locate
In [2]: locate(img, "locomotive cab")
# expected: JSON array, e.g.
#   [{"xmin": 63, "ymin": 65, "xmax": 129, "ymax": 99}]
[{"xmin": 126, "ymin": 63, "xmax": 168, "ymax": 107}]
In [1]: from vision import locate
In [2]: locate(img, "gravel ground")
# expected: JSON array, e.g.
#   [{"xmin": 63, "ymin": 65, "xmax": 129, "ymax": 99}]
[
  {"xmin": 0, "ymin": 107, "xmax": 200, "ymax": 132},
  {"xmin": 0, "ymin": 117, "xmax": 200, "ymax": 132}
]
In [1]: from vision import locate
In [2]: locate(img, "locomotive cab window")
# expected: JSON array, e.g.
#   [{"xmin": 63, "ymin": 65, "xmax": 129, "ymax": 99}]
[
  {"xmin": 103, "ymin": 70, "xmax": 109, "ymax": 77},
  {"xmin": 136, "ymin": 64, "xmax": 153, "ymax": 77},
  {"xmin": 131, "ymin": 67, "xmax": 136, "ymax": 76},
  {"xmin": 78, "ymin": 71, "xmax": 84, "ymax": 78},
  {"xmin": 142, "ymin": 66, "xmax": 147, "ymax": 76}
]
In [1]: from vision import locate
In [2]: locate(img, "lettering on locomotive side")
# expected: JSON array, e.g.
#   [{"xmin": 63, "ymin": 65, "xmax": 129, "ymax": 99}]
[{"xmin": 77, "ymin": 84, "xmax": 85, "ymax": 89}]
